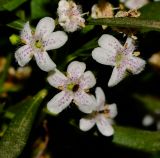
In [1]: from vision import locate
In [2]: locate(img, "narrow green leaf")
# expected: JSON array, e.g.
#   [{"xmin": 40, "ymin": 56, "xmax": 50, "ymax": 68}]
[
  {"xmin": 7, "ymin": 20, "xmax": 25, "ymax": 31},
  {"xmin": 2, "ymin": 0, "xmax": 27, "ymax": 11},
  {"xmin": 113, "ymin": 125, "xmax": 160, "ymax": 153},
  {"xmin": 0, "ymin": 89, "xmax": 47, "ymax": 158},
  {"xmin": 133, "ymin": 94, "xmax": 160, "ymax": 113},
  {"xmin": 88, "ymin": 17, "xmax": 160, "ymax": 32}
]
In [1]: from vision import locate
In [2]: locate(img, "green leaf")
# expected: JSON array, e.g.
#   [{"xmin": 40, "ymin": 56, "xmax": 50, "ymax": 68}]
[
  {"xmin": 7, "ymin": 20, "xmax": 25, "ymax": 31},
  {"xmin": 0, "ymin": 89, "xmax": 47, "ymax": 158},
  {"xmin": 0, "ymin": 0, "xmax": 27, "ymax": 11},
  {"xmin": 133, "ymin": 94, "xmax": 160, "ymax": 113},
  {"xmin": 140, "ymin": 2, "xmax": 160, "ymax": 20},
  {"xmin": 113, "ymin": 125, "xmax": 160, "ymax": 153},
  {"xmin": 31, "ymin": 0, "xmax": 51, "ymax": 19},
  {"xmin": 87, "ymin": 17, "xmax": 160, "ymax": 32}
]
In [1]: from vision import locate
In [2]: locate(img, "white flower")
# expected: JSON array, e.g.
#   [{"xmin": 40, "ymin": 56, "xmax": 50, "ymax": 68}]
[
  {"xmin": 15, "ymin": 17, "xmax": 68, "ymax": 72},
  {"xmin": 47, "ymin": 61, "xmax": 96, "ymax": 114},
  {"xmin": 92, "ymin": 34, "xmax": 146, "ymax": 87},
  {"xmin": 79, "ymin": 87, "xmax": 117, "ymax": 136},
  {"xmin": 57, "ymin": 0, "xmax": 85, "ymax": 32},
  {"xmin": 120, "ymin": 0, "xmax": 149, "ymax": 9}
]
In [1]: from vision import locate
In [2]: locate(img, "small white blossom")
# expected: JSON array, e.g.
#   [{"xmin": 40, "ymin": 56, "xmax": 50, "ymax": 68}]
[
  {"xmin": 79, "ymin": 87, "xmax": 117, "ymax": 136},
  {"xmin": 15, "ymin": 17, "xmax": 68, "ymax": 72},
  {"xmin": 57, "ymin": 0, "xmax": 85, "ymax": 32},
  {"xmin": 92, "ymin": 34, "xmax": 146, "ymax": 87},
  {"xmin": 47, "ymin": 61, "xmax": 96, "ymax": 114},
  {"xmin": 120, "ymin": 0, "xmax": 149, "ymax": 9}
]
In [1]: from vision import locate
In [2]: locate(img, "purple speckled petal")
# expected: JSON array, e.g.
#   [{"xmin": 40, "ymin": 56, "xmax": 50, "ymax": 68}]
[
  {"xmin": 47, "ymin": 69, "xmax": 67, "ymax": 89},
  {"xmin": 79, "ymin": 71, "xmax": 96, "ymax": 90},
  {"xmin": 67, "ymin": 61, "xmax": 86, "ymax": 80},
  {"xmin": 34, "ymin": 51, "xmax": 56, "ymax": 72},
  {"xmin": 20, "ymin": 22, "xmax": 32, "ymax": 44},
  {"xmin": 98, "ymin": 34, "xmax": 123, "ymax": 54},
  {"xmin": 92, "ymin": 47, "xmax": 116, "ymax": 66},
  {"xmin": 96, "ymin": 115, "xmax": 114, "ymax": 136},
  {"xmin": 108, "ymin": 65, "xmax": 127, "ymax": 87},
  {"xmin": 15, "ymin": 45, "xmax": 33, "ymax": 66},
  {"xmin": 123, "ymin": 37, "xmax": 135, "ymax": 55},
  {"xmin": 35, "ymin": 17, "xmax": 55, "ymax": 38},
  {"xmin": 79, "ymin": 118, "xmax": 95, "ymax": 131},
  {"xmin": 44, "ymin": 31, "xmax": 68, "ymax": 50},
  {"xmin": 74, "ymin": 91, "xmax": 96, "ymax": 113},
  {"xmin": 127, "ymin": 56, "xmax": 146, "ymax": 74},
  {"xmin": 47, "ymin": 91, "xmax": 73, "ymax": 114}
]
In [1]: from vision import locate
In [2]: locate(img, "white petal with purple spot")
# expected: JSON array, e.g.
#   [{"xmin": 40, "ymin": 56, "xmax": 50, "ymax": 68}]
[
  {"xmin": 35, "ymin": 17, "xmax": 55, "ymax": 38},
  {"xmin": 96, "ymin": 115, "xmax": 114, "ymax": 136},
  {"xmin": 92, "ymin": 47, "xmax": 116, "ymax": 66},
  {"xmin": 67, "ymin": 61, "xmax": 86, "ymax": 79},
  {"xmin": 44, "ymin": 31, "xmax": 68, "ymax": 50},
  {"xmin": 20, "ymin": 22, "xmax": 32, "ymax": 44},
  {"xmin": 15, "ymin": 45, "xmax": 33, "ymax": 66},
  {"xmin": 34, "ymin": 51, "xmax": 56, "ymax": 72},
  {"xmin": 127, "ymin": 56, "xmax": 146, "ymax": 74},
  {"xmin": 80, "ymin": 71, "xmax": 96, "ymax": 90},
  {"xmin": 98, "ymin": 34, "xmax": 122, "ymax": 53},
  {"xmin": 79, "ymin": 118, "xmax": 95, "ymax": 131},
  {"xmin": 47, "ymin": 91, "xmax": 73, "ymax": 114},
  {"xmin": 74, "ymin": 91, "xmax": 96, "ymax": 113},
  {"xmin": 108, "ymin": 66, "xmax": 127, "ymax": 87},
  {"xmin": 47, "ymin": 69, "xmax": 67, "ymax": 88}
]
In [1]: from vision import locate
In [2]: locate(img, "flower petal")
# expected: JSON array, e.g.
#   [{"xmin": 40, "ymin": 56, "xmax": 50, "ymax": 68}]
[
  {"xmin": 35, "ymin": 17, "xmax": 55, "ymax": 38},
  {"xmin": 15, "ymin": 45, "xmax": 33, "ymax": 66},
  {"xmin": 125, "ymin": 0, "xmax": 148, "ymax": 9},
  {"xmin": 80, "ymin": 71, "xmax": 96, "ymax": 90},
  {"xmin": 98, "ymin": 34, "xmax": 122, "ymax": 53},
  {"xmin": 47, "ymin": 69, "xmax": 67, "ymax": 88},
  {"xmin": 108, "ymin": 103, "xmax": 117, "ymax": 118},
  {"xmin": 44, "ymin": 31, "xmax": 68, "ymax": 50},
  {"xmin": 34, "ymin": 51, "xmax": 56, "ymax": 72},
  {"xmin": 95, "ymin": 87, "xmax": 105, "ymax": 108},
  {"xmin": 127, "ymin": 56, "xmax": 146, "ymax": 74},
  {"xmin": 79, "ymin": 118, "xmax": 95, "ymax": 131},
  {"xmin": 74, "ymin": 91, "xmax": 96, "ymax": 113},
  {"xmin": 123, "ymin": 37, "xmax": 135, "ymax": 55},
  {"xmin": 108, "ymin": 66, "xmax": 127, "ymax": 87},
  {"xmin": 92, "ymin": 47, "xmax": 115, "ymax": 66},
  {"xmin": 96, "ymin": 115, "xmax": 114, "ymax": 136},
  {"xmin": 20, "ymin": 22, "xmax": 32, "ymax": 44},
  {"xmin": 67, "ymin": 61, "xmax": 86, "ymax": 80},
  {"xmin": 47, "ymin": 91, "xmax": 73, "ymax": 114}
]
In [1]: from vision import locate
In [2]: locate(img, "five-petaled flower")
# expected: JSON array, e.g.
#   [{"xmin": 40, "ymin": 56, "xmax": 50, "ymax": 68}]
[
  {"xmin": 47, "ymin": 61, "xmax": 96, "ymax": 114},
  {"xmin": 57, "ymin": 0, "xmax": 85, "ymax": 32},
  {"xmin": 15, "ymin": 17, "xmax": 68, "ymax": 72},
  {"xmin": 79, "ymin": 87, "xmax": 117, "ymax": 136},
  {"xmin": 92, "ymin": 34, "xmax": 146, "ymax": 87}
]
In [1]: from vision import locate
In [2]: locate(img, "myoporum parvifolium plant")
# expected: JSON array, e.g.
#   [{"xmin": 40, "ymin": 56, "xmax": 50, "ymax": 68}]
[{"xmin": 0, "ymin": 0, "xmax": 160, "ymax": 158}]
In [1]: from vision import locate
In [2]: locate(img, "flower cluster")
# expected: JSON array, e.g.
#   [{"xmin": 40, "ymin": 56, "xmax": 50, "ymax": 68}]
[{"xmin": 14, "ymin": 0, "xmax": 147, "ymax": 136}]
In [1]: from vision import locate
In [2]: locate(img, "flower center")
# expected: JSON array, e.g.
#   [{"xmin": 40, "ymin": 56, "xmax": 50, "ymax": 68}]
[
  {"xmin": 115, "ymin": 53, "xmax": 123, "ymax": 67},
  {"xmin": 67, "ymin": 83, "xmax": 79, "ymax": 92},
  {"xmin": 34, "ymin": 40, "xmax": 43, "ymax": 49}
]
